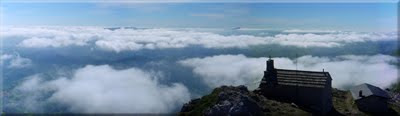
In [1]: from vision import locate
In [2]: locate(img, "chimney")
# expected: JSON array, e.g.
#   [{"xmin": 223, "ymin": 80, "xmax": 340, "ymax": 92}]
[
  {"xmin": 267, "ymin": 57, "xmax": 274, "ymax": 71},
  {"xmin": 359, "ymin": 90, "xmax": 363, "ymax": 97}
]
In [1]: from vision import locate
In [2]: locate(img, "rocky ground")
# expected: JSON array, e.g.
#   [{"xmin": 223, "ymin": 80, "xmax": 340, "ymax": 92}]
[
  {"xmin": 332, "ymin": 88, "xmax": 400, "ymax": 115},
  {"xmin": 180, "ymin": 85, "xmax": 309, "ymax": 116},
  {"xmin": 180, "ymin": 86, "xmax": 400, "ymax": 116}
]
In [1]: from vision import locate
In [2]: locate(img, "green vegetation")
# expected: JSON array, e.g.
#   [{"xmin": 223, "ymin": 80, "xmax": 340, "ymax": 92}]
[
  {"xmin": 388, "ymin": 71, "xmax": 400, "ymax": 92},
  {"xmin": 255, "ymin": 94, "xmax": 310, "ymax": 116},
  {"xmin": 180, "ymin": 88, "xmax": 223, "ymax": 116},
  {"xmin": 181, "ymin": 86, "xmax": 400, "ymax": 116},
  {"xmin": 332, "ymin": 88, "xmax": 400, "ymax": 115},
  {"xmin": 180, "ymin": 86, "xmax": 310, "ymax": 116},
  {"xmin": 332, "ymin": 88, "xmax": 367, "ymax": 115},
  {"xmin": 390, "ymin": 104, "xmax": 400, "ymax": 114},
  {"xmin": 391, "ymin": 81, "xmax": 400, "ymax": 93}
]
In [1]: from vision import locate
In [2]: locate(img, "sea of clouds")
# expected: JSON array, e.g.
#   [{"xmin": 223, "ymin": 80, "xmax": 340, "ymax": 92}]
[
  {"xmin": 1, "ymin": 53, "xmax": 32, "ymax": 69},
  {"xmin": 1, "ymin": 26, "xmax": 398, "ymax": 113},
  {"xmin": 1, "ymin": 26, "xmax": 396, "ymax": 52},
  {"xmin": 8, "ymin": 53, "xmax": 397, "ymax": 113},
  {"xmin": 9, "ymin": 65, "xmax": 190, "ymax": 113}
]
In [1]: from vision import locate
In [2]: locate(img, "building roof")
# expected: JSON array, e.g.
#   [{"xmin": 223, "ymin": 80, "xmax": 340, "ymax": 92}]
[
  {"xmin": 350, "ymin": 83, "xmax": 389, "ymax": 100},
  {"xmin": 275, "ymin": 69, "xmax": 332, "ymax": 88}
]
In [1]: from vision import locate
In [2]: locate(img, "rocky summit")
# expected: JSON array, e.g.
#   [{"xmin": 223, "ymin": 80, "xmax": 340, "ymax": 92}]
[
  {"xmin": 180, "ymin": 85, "xmax": 400, "ymax": 116},
  {"xmin": 202, "ymin": 85, "xmax": 264, "ymax": 115},
  {"xmin": 180, "ymin": 85, "xmax": 309, "ymax": 116}
]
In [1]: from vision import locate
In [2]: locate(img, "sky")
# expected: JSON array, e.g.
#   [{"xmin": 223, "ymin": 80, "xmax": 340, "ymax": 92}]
[{"xmin": 0, "ymin": 1, "xmax": 398, "ymax": 32}]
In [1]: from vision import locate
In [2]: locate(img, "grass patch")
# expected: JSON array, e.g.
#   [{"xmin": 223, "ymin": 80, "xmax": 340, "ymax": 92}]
[{"xmin": 180, "ymin": 88, "xmax": 223, "ymax": 116}]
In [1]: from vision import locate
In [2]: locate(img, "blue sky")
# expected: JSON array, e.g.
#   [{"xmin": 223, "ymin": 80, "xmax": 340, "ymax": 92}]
[{"xmin": 1, "ymin": 2, "xmax": 397, "ymax": 32}]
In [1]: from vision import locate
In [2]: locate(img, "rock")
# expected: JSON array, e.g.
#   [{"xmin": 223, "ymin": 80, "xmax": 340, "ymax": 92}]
[
  {"xmin": 204, "ymin": 85, "xmax": 263, "ymax": 116},
  {"xmin": 180, "ymin": 98, "xmax": 200, "ymax": 112},
  {"xmin": 180, "ymin": 85, "xmax": 311, "ymax": 116},
  {"xmin": 182, "ymin": 85, "xmax": 400, "ymax": 115},
  {"xmin": 180, "ymin": 85, "xmax": 266, "ymax": 116},
  {"xmin": 291, "ymin": 103, "xmax": 298, "ymax": 108}
]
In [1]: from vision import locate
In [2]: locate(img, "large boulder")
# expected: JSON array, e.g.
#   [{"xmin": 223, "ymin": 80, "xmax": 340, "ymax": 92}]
[
  {"xmin": 203, "ymin": 85, "xmax": 264, "ymax": 116},
  {"xmin": 180, "ymin": 85, "xmax": 267, "ymax": 116}
]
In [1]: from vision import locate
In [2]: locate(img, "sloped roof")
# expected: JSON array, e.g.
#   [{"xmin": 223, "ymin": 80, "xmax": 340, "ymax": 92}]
[
  {"xmin": 350, "ymin": 83, "xmax": 389, "ymax": 100},
  {"xmin": 275, "ymin": 69, "xmax": 332, "ymax": 88}
]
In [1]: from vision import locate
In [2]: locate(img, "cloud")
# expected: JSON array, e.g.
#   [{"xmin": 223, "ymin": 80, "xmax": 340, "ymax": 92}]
[
  {"xmin": 1, "ymin": 53, "xmax": 32, "ymax": 68},
  {"xmin": 179, "ymin": 54, "xmax": 398, "ymax": 89},
  {"xmin": 282, "ymin": 29, "xmax": 338, "ymax": 33},
  {"xmin": 1, "ymin": 54, "xmax": 13, "ymax": 63},
  {"xmin": 12, "ymin": 75, "xmax": 48, "ymax": 112},
  {"xmin": 18, "ymin": 36, "xmax": 89, "ymax": 48},
  {"xmin": 14, "ymin": 65, "xmax": 190, "ymax": 113},
  {"xmin": 179, "ymin": 54, "xmax": 265, "ymax": 89},
  {"xmin": 2, "ymin": 26, "xmax": 396, "ymax": 52},
  {"xmin": 272, "ymin": 32, "xmax": 396, "ymax": 47}
]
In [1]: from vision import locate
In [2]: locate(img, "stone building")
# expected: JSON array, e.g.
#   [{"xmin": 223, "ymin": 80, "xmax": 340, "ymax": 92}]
[
  {"xmin": 350, "ymin": 83, "xmax": 389, "ymax": 113},
  {"xmin": 257, "ymin": 58, "xmax": 333, "ymax": 114}
]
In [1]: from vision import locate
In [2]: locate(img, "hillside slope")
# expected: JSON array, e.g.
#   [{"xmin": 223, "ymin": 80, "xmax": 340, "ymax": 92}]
[
  {"xmin": 180, "ymin": 86, "xmax": 400, "ymax": 116},
  {"xmin": 180, "ymin": 85, "xmax": 310, "ymax": 116}
]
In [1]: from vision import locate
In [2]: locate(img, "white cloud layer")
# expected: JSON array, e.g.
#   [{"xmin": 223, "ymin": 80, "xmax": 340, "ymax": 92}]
[
  {"xmin": 179, "ymin": 54, "xmax": 398, "ymax": 89},
  {"xmin": 1, "ymin": 53, "xmax": 32, "ymax": 68},
  {"xmin": 1, "ymin": 26, "xmax": 396, "ymax": 52},
  {"xmin": 15, "ymin": 65, "xmax": 190, "ymax": 113},
  {"xmin": 282, "ymin": 29, "xmax": 338, "ymax": 33},
  {"xmin": 179, "ymin": 55, "xmax": 265, "ymax": 89}
]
